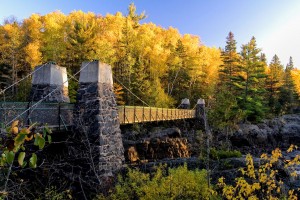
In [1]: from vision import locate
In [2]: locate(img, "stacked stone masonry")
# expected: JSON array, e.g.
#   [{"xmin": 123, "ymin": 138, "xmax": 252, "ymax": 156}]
[
  {"xmin": 29, "ymin": 84, "xmax": 69, "ymax": 102},
  {"xmin": 74, "ymin": 61, "xmax": 124, "ymax": 176},
  {"xmin": 29, "ymin": 63, "xmax": 70, "ymax": 103}
]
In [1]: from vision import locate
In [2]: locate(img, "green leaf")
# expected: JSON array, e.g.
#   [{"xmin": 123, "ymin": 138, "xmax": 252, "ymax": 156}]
[
  {"xmin": 7, "ymin": 151, "xmax": 15, "ymax": 164},
  {"xmin": 34, "ymin": 134, "xmax": 39, "ymax": 146},
  {"xmin": 44, "ymin": 126, "xmax": 52, "ymax": 134},
  {"xmin": 20, "ymin": 145, "xmax": 25, "ymax": 151},
  {"xmin": 38, "ymin": 137, "xmax": 45, "ymax": 149},
  {"xmin": 22, "ymin": 161, "xmax": 27, "ymax": 168},
  {"xmin": 18, "ymin": 152, "xmax": 26, "ymax": 166},
  {"xmin": 42, "ymin": 128, "xmax": 46, "ymax": 138},
  {"xmin": 29, "ymin": 153, "xmax": 37, "ymax": 168},
  {"xmin": 47, "ymin": 135, "xmax": 52, "ymax": 144},
  {"xmin": 14, "ymin": 133, "xmax": 26, "ymax": 147}
]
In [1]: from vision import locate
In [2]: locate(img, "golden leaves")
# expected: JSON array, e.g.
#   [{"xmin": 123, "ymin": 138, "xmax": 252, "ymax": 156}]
[{"xmin": 218, "ymin": 146, "xmax": 300, "ymax": 199}]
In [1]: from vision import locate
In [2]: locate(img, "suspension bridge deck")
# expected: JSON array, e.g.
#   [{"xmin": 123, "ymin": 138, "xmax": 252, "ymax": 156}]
[{"xmin": 0, "ymin": 102, "xmax": 196, "ymax": 130}]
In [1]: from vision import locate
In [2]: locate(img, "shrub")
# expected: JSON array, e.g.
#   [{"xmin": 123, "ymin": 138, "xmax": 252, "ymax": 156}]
[
  {"xmin": 0, "ymin": 121, "xmax": 52, "ymax": 199},
  {"xmin": 217, "ymin": 146, "xmax": 299, "ymax": 199},
  {"xmin": 100, "ymin": 164, "xmax": 219, "ymax": 200},
  {"xmin": 210, "ymin": 148, "xmax": 242, "ymax": 160}
]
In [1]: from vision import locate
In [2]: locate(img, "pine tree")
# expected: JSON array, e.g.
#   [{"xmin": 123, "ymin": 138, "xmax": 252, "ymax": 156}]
[
  {"xmin": 219, "ymin": 32, "xmax": 240, "ymax": 93},
  {"xmin": 265, "ymin": 55, "xmax": 284, "ymax": 115},
  {"xmin": 113, "ymin": 3, "xmax": 145, "ymax": 105},
  {"xmin": 237, "ymin": 37, "xmax": 267, "ymax": 121},
  {"xmin": 278, "ymin": 57, "xmax": 298, "ymax": 113}
]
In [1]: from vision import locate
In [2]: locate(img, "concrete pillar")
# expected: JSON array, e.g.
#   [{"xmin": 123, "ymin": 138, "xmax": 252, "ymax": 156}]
[
  {"xmin": 179, "ymin": 98, "xmax": 190, "ymax": 109},
  {"xmin": 29, "ymin": 62, "xmax": 70, "ymax": 102},
  {"xmin": 196, "ymin": 98, "xmax": 205, "ymax": 119},
  {"xmin": 74, "ymin": 60, "xmax": 124, "ymax": 176}
]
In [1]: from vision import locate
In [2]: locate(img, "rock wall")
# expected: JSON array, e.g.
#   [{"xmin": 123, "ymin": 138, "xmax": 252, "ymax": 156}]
[
  {"xmin": 74, "ymin": 82, "xmax": 124, "ymax": 175},
  {"xmin": 29, "ymin": 84, "xmax": 69, "ymax": 102},
  {"xmin": 73, "ymin": 61, "xmax": 124, "ymax": 177}
]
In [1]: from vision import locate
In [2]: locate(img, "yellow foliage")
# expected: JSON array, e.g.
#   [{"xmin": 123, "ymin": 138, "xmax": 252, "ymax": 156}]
[
  {"xmin": 24, "ymin": 41, "xmax": 42, "ymax": 68},
  {"xmin": 218, "ymin": 146, "xmax": 299, "ymax": 200},
  {"xmin": 287, "ymin": 144, "xmax": 298, "ymax": 153},
  {"xmin": 291, "ymin": 69, "xmax": 300, "ymax": 96}
]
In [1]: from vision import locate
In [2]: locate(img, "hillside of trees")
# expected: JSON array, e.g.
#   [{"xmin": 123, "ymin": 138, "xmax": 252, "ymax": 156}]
[
  {"xmin": 1, "ymin": 4, "xmax": 300, "ymax": 199},
  {"xmin": 0, "ymin": 4, "xmax": 299, "ymax": 124}
]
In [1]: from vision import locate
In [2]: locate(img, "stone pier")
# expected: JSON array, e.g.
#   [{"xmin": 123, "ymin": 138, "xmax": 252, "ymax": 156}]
[
  {"xmin": 74, "ymin": 60, "xmax": 124, "ymax": 176},
  {"xmin": 29, "ymin": 62, "xmax": 70, "ymax": 102},
  {"xmin": 196, "ymin": 98, "xmax": 205, "ymax": 119}
]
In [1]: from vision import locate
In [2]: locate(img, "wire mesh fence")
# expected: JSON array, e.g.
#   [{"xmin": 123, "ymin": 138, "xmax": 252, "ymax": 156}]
[{"xmin": 0, "ymin": 102, "xmax": 74, "ymax": 130}]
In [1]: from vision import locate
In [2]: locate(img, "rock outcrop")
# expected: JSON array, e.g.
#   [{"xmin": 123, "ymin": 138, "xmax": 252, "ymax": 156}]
[
  {"xmin": 230, "ymin": 114, "xmax": 300, "ymax": 153},
  {"xmin": 123, "ymin": 127, "xmax": 190, "ymax": 162}
]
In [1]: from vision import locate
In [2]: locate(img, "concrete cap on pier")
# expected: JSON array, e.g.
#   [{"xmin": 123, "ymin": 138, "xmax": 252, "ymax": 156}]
[
  {"xmin": 79, "ymin": 61, "xmax": 113, "ymax": 84},
  {"xmin": 32, "ymin": 63, "xmax": 68, "ymax": 87},
  {"xmin": 197, "ymin": 98, "xmax": 205, "ymax": 105},
  {"xmin": 181, "ymin": 98, "xmax": 190, "ymax": 105}
]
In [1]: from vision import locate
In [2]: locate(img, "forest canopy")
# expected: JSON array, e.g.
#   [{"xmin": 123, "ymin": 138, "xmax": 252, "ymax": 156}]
[{"xmin": 0, "ymin": 4, "xmax": 299, "ymax": 122}]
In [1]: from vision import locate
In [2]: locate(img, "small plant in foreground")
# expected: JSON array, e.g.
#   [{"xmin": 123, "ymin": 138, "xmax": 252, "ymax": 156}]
[
  {"xmin": 217, "ymin": 145, "xmax": 300, "ymax": 200},
  {"xmin": 0, "ymin": 121, "xmax": 52, "ymax": 199}
]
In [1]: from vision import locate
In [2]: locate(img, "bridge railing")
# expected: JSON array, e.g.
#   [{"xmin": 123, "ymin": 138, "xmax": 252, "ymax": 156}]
[
  {"xmin": 0, "ymin": 102, "xmax": 74, "ymax": 129},
  {"xmin": 0, "ymin": 102, "xmax": 196, "ymax": 127},
  {"xmin": 118, "ymin": 106, "xmax": 196, "ymax": 124}
]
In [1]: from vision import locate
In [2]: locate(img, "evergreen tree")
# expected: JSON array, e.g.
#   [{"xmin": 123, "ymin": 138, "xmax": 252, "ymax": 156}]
[
  {"xmin": 278, "ymin": 57, "xmax": 299, "ymax": 113},
  {"xmin": 237, "ymin": 37, "xmax": 267, "ymax": 121},
  {"xmin": 113, "ymin": 3, "xmax": 145, "ymax": 105},
  {"xmin": 265, "ymin": 55, "xmax": 284, "ymax": 115},
  {"xmin": 219, "ymin": 32, "xmax": 240, "ymax": 93}
]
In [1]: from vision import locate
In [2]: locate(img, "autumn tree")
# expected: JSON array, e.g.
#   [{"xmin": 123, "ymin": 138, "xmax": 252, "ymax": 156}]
[
  {"xmin": 41, "ymin": 11, "xmax": 67, "ymax": 63},
  {"xmin": 22, "ymin": 13, "xmax": 43, "ymax": 68},
  {"xmin": 0, "ymin": 20, "xmax": 25, "ymax": 98}
]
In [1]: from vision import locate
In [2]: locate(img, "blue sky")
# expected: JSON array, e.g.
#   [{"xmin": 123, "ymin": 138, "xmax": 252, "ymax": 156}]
[{"xmin": 1, "ymin": 0, "xmax": 300, "ymax": 67}]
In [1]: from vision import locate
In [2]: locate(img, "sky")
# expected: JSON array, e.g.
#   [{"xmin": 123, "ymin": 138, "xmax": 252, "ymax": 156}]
[{"xmin": 0, "ymin": 0, "xmax": 300, "ymax": 68}]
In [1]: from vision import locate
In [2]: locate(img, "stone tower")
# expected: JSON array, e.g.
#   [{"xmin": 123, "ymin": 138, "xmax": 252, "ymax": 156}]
[
  {"xmin": 74, "ymin": 60, "xmax": 124, "ymax": 176},
  {"xmin": 29, "ymin": 62, "xmax": 70, "ymax": 102}
]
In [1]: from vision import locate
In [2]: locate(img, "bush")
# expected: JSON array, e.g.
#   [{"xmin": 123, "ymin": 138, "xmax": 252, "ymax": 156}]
[
  {"xmin": 217, "ymin": 146, "xmax": 299, "ymax": 199},
  {"xmin": 99, "ymin": 164, "xmax": 219, "ymax": 200},
  {"xmin": 210, "ymin": 148, "xmax": 242, "ymax": 160}
]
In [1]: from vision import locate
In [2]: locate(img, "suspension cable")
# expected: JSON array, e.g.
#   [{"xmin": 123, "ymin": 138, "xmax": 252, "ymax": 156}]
[
  {"xmin": 112, "ymin": 74, "xmax": 151, "ymax": 107},
  {"xmin": 0, "ymin": 63, "xmax": 46, "ymax": 96},
  {"xmin": 5, "ymin": 61, "xmax": 92, "ymax": 126}
]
